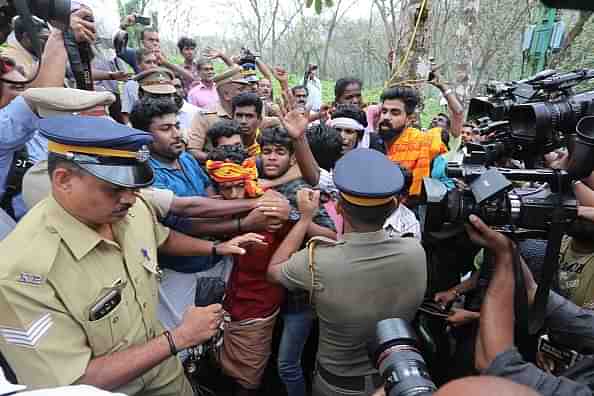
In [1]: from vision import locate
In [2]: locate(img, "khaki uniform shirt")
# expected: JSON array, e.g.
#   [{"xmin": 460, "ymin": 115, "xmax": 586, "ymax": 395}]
[
  {"xmin": 187, "ymin": 102, "xmax": 280, "ymax": 159},
  {"xmin": 0, "ymin": 196, "xmax": 192, "ymax": 395},
  {"xmin": 280, "ymin": 230, "xmax": 427, "ymax": 377},
  {"xmin": 558, "ymin": 236, "xmax": 594, "ymax": 309}
]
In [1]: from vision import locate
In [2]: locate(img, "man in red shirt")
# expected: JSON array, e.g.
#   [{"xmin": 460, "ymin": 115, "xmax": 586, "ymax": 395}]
[{"xmin": 205, "ymin": 145, "xmax": 294, "ymax": 396}]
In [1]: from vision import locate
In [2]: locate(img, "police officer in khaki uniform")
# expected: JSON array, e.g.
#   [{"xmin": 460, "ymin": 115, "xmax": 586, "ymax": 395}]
[
  {"xmin": 188, "ymin": 66, "xmax": 280, "ymax": 163},
  {"xmin": 0, "ymin": 116, "xmax": 265, "ymax": 394},
  {"xmin": 267, "ymin": 148, "xmax": 427, "ymax": 396}
]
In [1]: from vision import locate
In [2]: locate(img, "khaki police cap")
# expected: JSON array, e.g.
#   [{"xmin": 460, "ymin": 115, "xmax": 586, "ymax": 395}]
[
  {"xmin": 134, "ymin": 67, "xmax": 176, "ymax": 95},
  {"xmin": 22, "ymin": 88, "xmax": 115, "ymax": 118},
  {"xmin": 214, "ymin": 65, "xmax": 250, "ymax": 87}
]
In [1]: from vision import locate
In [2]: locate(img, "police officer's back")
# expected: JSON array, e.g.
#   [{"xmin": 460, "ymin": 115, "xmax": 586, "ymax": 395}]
[{"xmin": 271, "ymin": 149, "xmax": 427, "ymax": 396}]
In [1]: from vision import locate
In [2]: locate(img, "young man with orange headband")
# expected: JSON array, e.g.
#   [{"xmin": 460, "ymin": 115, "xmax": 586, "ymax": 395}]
[{"xmin": 206, "ymin": 144, "xmax": 324, "ymax": 396}]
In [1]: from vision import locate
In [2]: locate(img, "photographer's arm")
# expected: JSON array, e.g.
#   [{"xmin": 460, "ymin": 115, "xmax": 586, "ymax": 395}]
[
  {"xmin": 469, "ymin": 216, "xmax": 592, "ymax": 396},
  {"xmin": 29, "ymin": 30, "xmax": 66, "ymax": 88},
  {"xmin": 428, "ymin": 69, "xmax": 463, "ymax": 138}
]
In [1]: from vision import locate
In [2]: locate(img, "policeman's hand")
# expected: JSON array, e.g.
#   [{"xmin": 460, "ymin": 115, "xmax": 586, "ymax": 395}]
[
  {"xmin": 465, "ymin": 215, "xmax": 514, "ymax": 257},
  {"xmin": 282, "ymin": 109, "xmax": 309, "ymax": 140},
  {"xmin": 71, "ymin": 6, "xmax": 97, "ymax": 44},
  {"xmin": 217, "ymin": 233, "xmax": 267, "ymax": 255},
  {"xmin": 434, "ymin": 289, "xmax": 458, "ymax": 307},
  {"xmin": 174, "ymin": 304, "xmax": 224, "ymax": 348},
  {"xmin": 447, "ymin": 308, "xmax": 480, "ymax": 328},
  {"xmin": 297, "ymin": 188, "xmax": 320, "ymax": 220}
]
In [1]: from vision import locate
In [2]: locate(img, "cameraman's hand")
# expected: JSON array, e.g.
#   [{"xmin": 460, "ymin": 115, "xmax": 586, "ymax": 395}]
[
  {"xmin": 172, "ymin": 304, "xmax": 224, "ymax": 348},
  {"xmin": 434, "ymin": 289, "xmax": 458, "ymax": 307},
  {"xmin": 544, "ymin": 150, "xmax": 569, "ymax": 170},
  {"xmin": 536, "ymin": 350, "xmax": 556, "ymax": 374},
  {"xmin": 71, "ymin": 6, "xmax": 96, "ymax": 44},
  {"xmin": 447, "ymin": 308, "xmax": 480, "ymax": 328},
  {"xmin": 465, "ymin": 215, "xmax": 514, "ymax": 257}
]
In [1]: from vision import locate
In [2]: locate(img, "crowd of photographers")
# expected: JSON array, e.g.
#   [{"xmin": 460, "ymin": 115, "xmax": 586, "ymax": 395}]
[{"xmin": 4, "ymin": 1, "xmax": 594, "ymax": 396}]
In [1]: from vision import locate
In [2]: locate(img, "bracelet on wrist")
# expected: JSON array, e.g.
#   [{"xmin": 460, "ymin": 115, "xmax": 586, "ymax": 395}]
[
  {"xmin": 212, "ymin": 242, "xmax": 219, "ymax": 256},
  {"xmin": 237, "ymin": 218, "xmax": 242, "ymax": 233},
  {"xmin": 163, "ymin": 330, "xmax": 178, "ymax": 356}
]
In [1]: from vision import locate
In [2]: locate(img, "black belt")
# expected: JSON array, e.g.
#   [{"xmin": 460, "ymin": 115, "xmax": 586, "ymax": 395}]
[{"xmin": 317, "ymin": 363, "xmax": 382, "ymax": 392}]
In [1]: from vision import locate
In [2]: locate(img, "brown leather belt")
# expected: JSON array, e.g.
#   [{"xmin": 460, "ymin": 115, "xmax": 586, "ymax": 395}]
[{"xmin": 317, "ymin": 363, "xmax": 382, "ymax": 392}]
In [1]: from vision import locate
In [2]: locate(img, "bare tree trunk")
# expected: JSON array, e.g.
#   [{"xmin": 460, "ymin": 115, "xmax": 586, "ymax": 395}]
[
  {"xmin": 453, "ymin": 0, "xmax": 479, "ymax": 108},
  {"xmin": 391, "ymin": 0, "xmax": 432, "ymax": 84}
]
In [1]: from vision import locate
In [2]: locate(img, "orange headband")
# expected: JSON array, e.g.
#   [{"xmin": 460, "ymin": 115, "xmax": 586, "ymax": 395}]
[{"xmin": 206, "ymin": 158, "xmax": 263, "ymax": 197}]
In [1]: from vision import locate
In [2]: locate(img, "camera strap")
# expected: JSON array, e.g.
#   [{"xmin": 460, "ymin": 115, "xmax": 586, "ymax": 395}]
[{"xmin": 530, "ymin": 204, "xmax": 566, "ymax": 334}]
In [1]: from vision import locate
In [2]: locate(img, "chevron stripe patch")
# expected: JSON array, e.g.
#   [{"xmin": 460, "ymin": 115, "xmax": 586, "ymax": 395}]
[{"xmin": 0, "ymin": 313, "xmax": 53, "ymax": 348}]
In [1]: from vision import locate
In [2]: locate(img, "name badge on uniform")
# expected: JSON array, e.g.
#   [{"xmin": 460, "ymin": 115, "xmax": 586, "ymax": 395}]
[{"xmin": 18, "ymin": 272, "xmax": 45, "ymax": 286}]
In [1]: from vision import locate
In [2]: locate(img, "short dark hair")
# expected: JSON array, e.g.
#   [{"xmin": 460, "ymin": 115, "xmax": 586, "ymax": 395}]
[
  {"xmin": 437, "ymin": 112, "xmax": 451, "ymax": 128},
  {"xmin": 208, "ymin": 120, "xmax": 242, "ymax": 147},
  {"xmin": 140, "ymin": 27, "xmax": 158, "ymax": 42},
  {"xmin": 462, "ymin": 122, "xmax": 475, "ymax": 129},
  {"xmin": 177, "ymin": 36, "xmax": 196, "ymax": 52},
  {"xmin": 306, "ymin": 123, "xmax": 342, "ymax": 171},
  {"xmin": 335, "ymin": 78, "xmax": 362, "ymax": 100},
  {"xmin": 208, "ymin": 144, "xmax": 249, "ymax": 164},
  {"xmin": 258, "ymin": 126, "xmax": 294, "ymax": 154},
  {"xmin": 129, "ymin": 97, "xmax": 179, "ymax": 132},
  {"xmin": 135, "ymin": 48, "xmax": 153, "ymax": 66},
  {"xmin": 380, "ymin": 86, "xmax": 419, "ymax": 115},
  {"xmin": 231, "ymin": 93, "xmax": 263, "ymax": 118},
  {"xmin": 339, "ymin": 197, "xmax": 396, "ymax": 228},
  {"xmin": 332, "ymin": 104, "xmax": 368, "ymax": 128},
  {"xmin": 47, "ymin": 153, "xmax": 83, "ymax": 181},
  {"xmin": 195, "ymin": 58, "xmax": 212, "ymax": 72},
  {"xmin": 291, "ymin": 85, "xmax": 309, "ymax": 96}
]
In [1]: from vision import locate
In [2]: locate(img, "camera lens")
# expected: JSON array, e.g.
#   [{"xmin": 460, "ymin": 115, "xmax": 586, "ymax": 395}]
[{"xmin": 370, "ymin": 319, "xmax": 437, "ymax": 396}]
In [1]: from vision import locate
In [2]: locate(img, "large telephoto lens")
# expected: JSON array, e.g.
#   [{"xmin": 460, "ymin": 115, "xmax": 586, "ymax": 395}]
[{"xmin": 369, "ymin": 319, "xmax": 437, "ymax": 396}]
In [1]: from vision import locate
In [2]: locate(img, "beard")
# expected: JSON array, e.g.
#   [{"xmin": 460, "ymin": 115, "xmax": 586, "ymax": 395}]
[{"xmin": 378, "ymin": 120, "xmax": 406, "ymax": 142}]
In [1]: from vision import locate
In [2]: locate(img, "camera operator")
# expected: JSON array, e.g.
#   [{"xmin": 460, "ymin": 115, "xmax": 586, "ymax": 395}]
[
  {"xmin": 0, "ymin": 7, "xmax": 96, "ymax": 220},
  {"xmin": 467, "ymin": 214, "xmax": 594, "ymax": 396},
  {"xmin": 0, "ymin": 16, "xmax": 50, "ymax": 79}
]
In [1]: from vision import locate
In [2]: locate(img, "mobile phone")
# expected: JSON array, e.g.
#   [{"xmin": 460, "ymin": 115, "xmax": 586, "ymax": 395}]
[
  {"xmin": 89, "ymin": 289, "xmax": 122, "ymax": 321},
  {"xmin": 135, "ymin": 15, "xmax": 151, "ymax": 26}
]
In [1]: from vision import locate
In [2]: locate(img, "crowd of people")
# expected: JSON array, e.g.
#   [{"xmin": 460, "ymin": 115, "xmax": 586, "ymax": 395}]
[{"xmin": 3, "ymin": 3, "xmax": 594, "ymax": 396}]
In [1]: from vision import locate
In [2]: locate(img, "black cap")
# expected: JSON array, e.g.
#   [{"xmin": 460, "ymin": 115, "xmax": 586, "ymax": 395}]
[
  {"xmin": 334, "ymin": 148, "xmax": 404, "ymax": 206},
  {"xmin": 38, "ymin": 116, "xmax": 155, "ymax": 188}
]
